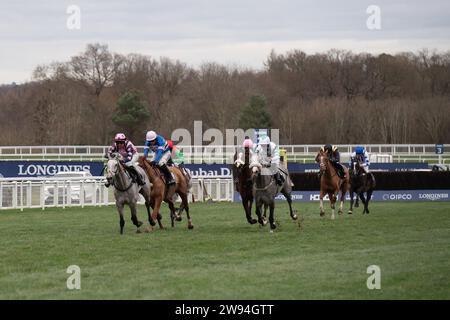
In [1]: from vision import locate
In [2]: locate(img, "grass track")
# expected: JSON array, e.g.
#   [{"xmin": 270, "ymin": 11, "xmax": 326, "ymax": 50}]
[{"xmin": 0, "ymin": 201, "xmax": 449, "ymax": 299}]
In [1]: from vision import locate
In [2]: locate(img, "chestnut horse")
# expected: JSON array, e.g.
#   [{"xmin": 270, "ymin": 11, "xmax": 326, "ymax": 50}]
[
  {"xmin": 315, "ymin": 150, "xmax": 350, "ymax": 219},
  {"xmin": 138, "ymin": 156, "xmax": 193, "ymax": 230}
]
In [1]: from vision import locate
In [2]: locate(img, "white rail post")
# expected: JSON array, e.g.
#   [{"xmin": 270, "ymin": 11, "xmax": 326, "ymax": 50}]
[{"xmin": 13, "ymin": 181, "xmax": 18, "ymax": 210}]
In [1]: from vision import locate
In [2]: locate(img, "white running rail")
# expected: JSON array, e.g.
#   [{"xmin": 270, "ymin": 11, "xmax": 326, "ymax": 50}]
[
  {"xmin": 0, "ymin": 176, "xmax": 234, "ymax": 210},
  {"xmin": 0, "ymin": 144, "xmax": 448, "ymax": 164}
]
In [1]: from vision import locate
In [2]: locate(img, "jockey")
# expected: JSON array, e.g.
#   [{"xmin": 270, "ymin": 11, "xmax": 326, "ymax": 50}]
[
  {"xmin": 105, "ymin": 133, "xmax": 145, "ymax": 186},
  {"xmin": 234, "ymin": 136, "xmax": 254, "ymax": 168},
  {"xmin": 166, "ymin": 139, "xmax": 185, "ymax": 167},
  {"xmin": 144, "ymin": 130, "xmax": 175, "ymax": 185},
  {"xmin": 251, "ymin": 135, "xmax": 286, "ymax": 186},
  {"xmin": 350, "ymin": 146, "xmax": 370, "ymax": 174},
  {"xmin": 318, "ymin": 144, "xmax": 345, "ymax": 179}
]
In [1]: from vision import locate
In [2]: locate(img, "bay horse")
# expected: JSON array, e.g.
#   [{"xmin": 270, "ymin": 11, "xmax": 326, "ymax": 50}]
[
  {"xmin": 138, "ymin": 156, "xmax": 193, "ymax": 230},
  {"xmin": 105, "ymin": 154, "xmax": 155, "ymax": 234},
  {"xmin": 349, "ymin": 160, "xmax": 376, "ymax": 214},
  {"xmin": 316, "ymin": 150, "xmax": 350, "ymax": 219},
  {"xmin": 232, "ymin": 151, "xmax": 258, "ymax": 224}
]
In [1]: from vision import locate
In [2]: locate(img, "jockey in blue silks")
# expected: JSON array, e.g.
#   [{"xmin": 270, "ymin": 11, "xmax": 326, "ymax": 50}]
[
  {"xmin": 350, "ymin": 146, "xmax": 370, "ymax": 174},
  {"xmin": 144, "ymin": 130, "xmax": 175, "ymax": 185}
]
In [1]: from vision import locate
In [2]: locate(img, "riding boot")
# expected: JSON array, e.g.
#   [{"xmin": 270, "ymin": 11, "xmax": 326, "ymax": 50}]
[
  {"xmin": 129, "ymin": 166, "xmax": 145, "ymax": 186},
  {"xmin": 161, "ymin": 164, "xmax": 175, "ymax": 185},
  {"xmin": 275, "ymin": 172, "xmax": 285, "ymax": 186}
]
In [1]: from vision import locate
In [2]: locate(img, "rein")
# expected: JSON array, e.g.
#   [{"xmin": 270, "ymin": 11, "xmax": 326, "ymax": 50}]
[
  {"xmin": 111, "ymin": 160, "xmax": 133, "ymax": 192},
  {"xmin": 320, "ymin": 156, "xmax": 338, "ymax": 179},
  {"xmin": 253, "ymin": 173, "xmax": 276, "ymax": 191}
]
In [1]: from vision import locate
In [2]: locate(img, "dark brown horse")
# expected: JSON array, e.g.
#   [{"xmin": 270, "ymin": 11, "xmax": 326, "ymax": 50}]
[
  {"xmin": 315, "ymin": 150, "xmax": 350, "ymax": 219},
  {"xmin": 349, "ymin": 160, "xmax": 376, "ymax": 214},
  {"xmin": 232, "ymin": 151, "xmax": 258, "ymax": 224},
  {"xmin": 138, "ymin": 156, "xmax": 193, "ymax": 230}
]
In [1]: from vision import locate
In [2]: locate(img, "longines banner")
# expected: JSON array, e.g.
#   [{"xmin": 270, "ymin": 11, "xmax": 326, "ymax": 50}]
[
  {"xmin": 0, "ymin": 161, "xmax": 233, "ymax": 178},
  {"xmin": 0, "ymin": 161, "xmax": 430, "ymax": 178},
  {"xmin": 0, "ymin": 161, "xmax": 105, "ymax": 177},
  {"xmin": 234, "ymin": 190, "xmax": 450, "ymax": 202}
]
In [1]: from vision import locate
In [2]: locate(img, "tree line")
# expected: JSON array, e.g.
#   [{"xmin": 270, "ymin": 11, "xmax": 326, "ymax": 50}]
[{"xmin": 0, "ymin": 43, "xmax": 449, "ymax": 146}]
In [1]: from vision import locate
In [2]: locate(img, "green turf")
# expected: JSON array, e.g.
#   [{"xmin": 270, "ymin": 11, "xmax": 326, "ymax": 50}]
[{"xmin": 0, "ymin": 201, "xmax": 449, "ymax": 300}]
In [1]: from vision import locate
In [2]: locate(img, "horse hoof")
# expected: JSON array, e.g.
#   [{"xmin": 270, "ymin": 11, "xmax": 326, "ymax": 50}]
[
  {"xmin": 270, "ymin": 224, "xmax": 277, "ymax": 230},
  {"xmin": 188, "ymin": 224, "xmax": 194, "ymax": 230},
  {"xmin": 137, "ymin": 221, "xmax": 143, "ymax": 227},
  {"xmin": 320, "ymin": 212, "xmax": 325, "ymax": 217},
  {"xmin": 176, "ymin": 216, "xmax": 182, "ymax": 222},
  {"xmin": 338, "ymin": 210, "xmax": 343, "ymax": 215},
  {"xmin": 269, "ymin": 229, "xmax": 274, "ymax": 233},
  {"xmin": 248, "ymin": 219, "xmax": 258, "ymax": 224},
  {"xmin": 348, "ymin": 210, "xmax": 353, "ymax": 214},
  {"xmin": 136, "ymin": 229, "xmax": 142, "ymax": 234},
  {"xmin": 291, "ymin": 214, "xmax": 298, "ymax": 220}
]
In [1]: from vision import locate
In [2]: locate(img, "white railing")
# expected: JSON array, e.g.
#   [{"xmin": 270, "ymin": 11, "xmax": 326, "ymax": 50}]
[
  {"xmin": 0, "ymin": 176, "xmax": 234, "ymax": 210},
  {"xmin": 0, "ymin": 144, "xmax": 448, "ymax": 164}
]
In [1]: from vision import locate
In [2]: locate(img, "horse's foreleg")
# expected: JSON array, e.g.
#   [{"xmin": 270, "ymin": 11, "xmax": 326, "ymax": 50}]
[
  {"xmin": 168, "ymin": 200, "xmax": 177, "ymax": 228},
  {"xmin": 282, "ymin": 191, "xmax": 297, "ymax": 220},
  {"xmin": 248, "ymin": 199, "xmax": 257, "ymax": 224},
  {"xmin": 255, "ymin": 200, "xmax": 265, "ymax": 226},
  {"xmin": 269, "ymin": 202, "xmax": 276, "ymax": 230},
  {"xmin": 365, "ymin": 190, "xmax": 373, "ymax": 214},
  {"xmin": 242, "ymin": 198, "xmax": 253, "ymax": 224},
  {"xmin": 330, "ymin": 193, "xmax": 336, "ymax": 220},
  {"xmin": 349, "ymin": 189, "xmax": 354, "ymax": 214},
  {"xmin": 151, "ymin": 198, "xmax": 164, "ymax": 229},
  {"xmin": 319, "ymin": 191, "xmax": 325, "ymax": 217},
  {"xmin": 130, "ymin": 202, "xmax": 143, "ymax": 233},
  {"xmin": 359, "ymin": 192, "xmax": 368, "ymax": 214},
  {"xmin": 146, "ymin": 201, "xmax": 156, "ymax": 228},
  {"xmin": 180, "ymin": 193, "xmax": 193, "ymax": 229},
  {"xmin": 116, "ymin": 202, "xmax": 125, "ymax": 234},
  {"xmin": 338, "ymin": 190, "xmax": 345, "ymax": 215}
]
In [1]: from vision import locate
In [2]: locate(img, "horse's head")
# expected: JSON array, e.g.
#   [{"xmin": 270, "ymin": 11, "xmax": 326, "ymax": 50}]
[
  {"xmin": 106, "ymin": 158, "xmax": 120, "ymax": 185},
  {"xmin": 250, "ymin": 162, "xmax": 261, "ymax": 180},
  {"xmin": 318, "ymin": 150, "xmax": 329, "ymax": 175}
]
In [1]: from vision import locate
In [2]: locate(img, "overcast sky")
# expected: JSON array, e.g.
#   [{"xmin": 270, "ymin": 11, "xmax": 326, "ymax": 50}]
[{"xmin": 1, "ymin": 0, "xmax": 449, "ymax": 84}]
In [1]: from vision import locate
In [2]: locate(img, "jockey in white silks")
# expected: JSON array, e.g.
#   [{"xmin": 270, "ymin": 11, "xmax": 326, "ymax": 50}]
[{"xmin": 250, "ymin": 135, "xmax": 286, "ymax": 186}]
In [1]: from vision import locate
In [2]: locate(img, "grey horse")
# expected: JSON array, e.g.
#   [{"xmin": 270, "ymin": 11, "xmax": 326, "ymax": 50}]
[
  {"xmin": 250, "ymin": 163, "xmax": 298, "ymax": 231},
  {"xmin": 105, "ymin": 154, "xmax": 156, "ymax": 234}
]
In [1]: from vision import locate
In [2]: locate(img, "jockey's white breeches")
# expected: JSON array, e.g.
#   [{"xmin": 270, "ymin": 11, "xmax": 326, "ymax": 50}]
[{"xmin": 124, "ymin": 153, "xmax": 139, "ymax": 167}]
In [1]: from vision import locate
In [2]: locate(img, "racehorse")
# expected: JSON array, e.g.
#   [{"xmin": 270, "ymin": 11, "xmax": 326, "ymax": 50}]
[
  {"xmin": 348, "ymin": 160, "xmax": 376, "ymax": 214},
  {"xmin": 138, "ymin": 156, "xmax": 193, "ymax": 230},
  {"xmin": 316, "ymin": 150, "xmax": 350, "ymax": 219},
  {"xmin": 232, "ymin": 152, "xmax": 258, "ymax": 224},
  {"xmin": 105, "ymin": 154, "xmax": 155, "ymax": 234},
  {"xmin": 250, "ymin": 163, "xmax": 298, "ymax": 231}
]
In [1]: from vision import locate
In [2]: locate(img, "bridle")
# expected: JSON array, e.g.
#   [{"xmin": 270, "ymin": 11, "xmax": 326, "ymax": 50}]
[
  {"xmin": 320, "ymin": 153, "xmax": 337, "ymax": 179},
  {"xmin": 106, "ymin": 158, "xmax": 133, "ymax": 192}
]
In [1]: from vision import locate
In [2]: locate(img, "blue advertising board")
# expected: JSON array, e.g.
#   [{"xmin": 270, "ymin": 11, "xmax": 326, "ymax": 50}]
[
  {"xmin": 0, "ymin": 161, "xmax": 105, "ymax": 177},
  {"xmin": 234, "ymin": 190, "xmax": 450, "ymax": 202},
  {"xmin": 183, "ymin": 164, "xmax": 231, "ymax": 177},
  {"xmin": 287, "ymin": 162, "xmax": 429, "ymax": 173}
]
